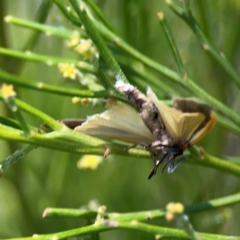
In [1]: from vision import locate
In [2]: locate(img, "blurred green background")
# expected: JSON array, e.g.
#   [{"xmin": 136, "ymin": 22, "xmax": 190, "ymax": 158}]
[{"xmin": 1, "ymin": 0, "xmax": 240, "ymax": 239}]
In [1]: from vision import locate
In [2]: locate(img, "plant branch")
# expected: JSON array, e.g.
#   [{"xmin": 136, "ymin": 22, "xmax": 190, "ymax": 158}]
[
  {"xmin": 5, "ymin": 15, "xmax": 74, "ymax": 39},
  {"xmin": 69, "ymin": 0, "xmax": 128, "ymax": 86},
  {"xmin": 43, "ymin": 191, "xmax": 240, "ymax": 221},
  {"xmin": 22, "ymin": 0, "xmax": 53, "ymax": 51},
  {"xmin": 83, "ymin": 0, "xmax": 116, "ymax": 33},
  {"xmin": 0, "ymin": 47, "xmax": 95, "ymax": 72},
  {"xmin": 157, "ymin": 11, "xmax": 185, "ymax": 76},
  {"xmin": 0, "ymin": 69, "xmax": 111, "ymax": 99},
  {"xmin": 1, "ymin": 218, "xmax": 237, "ymax": 240},
  {"xmin": 187, "ymin": 147, "xmax": 240, "ymax": 179},
  {"xmin": 166, "ymin": 0, "xmax": 240, "ymax": 90}
]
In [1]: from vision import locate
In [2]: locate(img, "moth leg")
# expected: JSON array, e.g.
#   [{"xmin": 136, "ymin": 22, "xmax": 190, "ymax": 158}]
[
  {"xmin": 148, "ymin": 152, "xmax": 169, "ymax": 179},
  {"xmin": 124, "ymin": 142, "xmax": 148, "ymax": 151},
  {"xmin": 124, "ymin": 143, "xmax": 139, "ymax": 151},
  {"xmin": 152, "ymin": 152, "xmax": 158, "ymax": 175}
]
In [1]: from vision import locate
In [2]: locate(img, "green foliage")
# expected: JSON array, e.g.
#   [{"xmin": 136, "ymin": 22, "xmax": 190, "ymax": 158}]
[{"xmin": 0, "ymin": 0, "xmax": 240, "ymax": 239}]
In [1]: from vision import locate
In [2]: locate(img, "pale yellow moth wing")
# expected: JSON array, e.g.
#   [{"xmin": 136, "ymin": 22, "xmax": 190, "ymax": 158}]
[
  {"xmin": 147, "ymin": 88, "xmax": 206, "ymax": 145},
  {"xmin": 173, "ymin": 98, "xmax": 216, "ymax": 147},
  {"xmin": 188, "ymin": 119, "xmax": 214, "ymax": 146},
  {"xmin": 174, "ymin": 112, "xmax": 206, "ymax": 145},
  {"xmin": 185, "ymin": 112, "xmax": 216, "ymax": 147},
  {"xmin": 74, "ymin": 104, "xmax": 155, "ymax": 144},
  {"xmin": 147, "ymin": 88, "xmax": 180, "ymax": 140}
]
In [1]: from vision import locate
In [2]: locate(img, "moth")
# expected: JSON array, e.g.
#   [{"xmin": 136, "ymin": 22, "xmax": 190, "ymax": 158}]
[{"xmin": 73, "ymin": 84, "xmax": 216, "ymax": 179}]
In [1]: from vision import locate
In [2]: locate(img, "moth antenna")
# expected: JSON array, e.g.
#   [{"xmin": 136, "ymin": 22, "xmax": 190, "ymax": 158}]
[
  {"xmin": 124, "ymin": 143, "xmax": 140, "ymax": 151},
  {"xmin": 148, "ymin": 152, "xmax": 169, "ymax": 180}
]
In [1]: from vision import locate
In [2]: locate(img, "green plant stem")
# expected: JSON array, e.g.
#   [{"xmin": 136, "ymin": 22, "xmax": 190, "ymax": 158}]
[
  {"xmin": 166, "ymin": 0, "xmax": 240, "ymax": 89},
  {"xmin": 1, "ymin": 121, "xmax": 240, "ymax": 177},
  {"xmin": 95, "ymin": 69, "xmax": 112, "ymax": 90},
  {"xmin": 42, "ymin": 208, "xmax": 97, "ymax": 219},
  {"xmin": 182, "ymin": 0, "xmax": 191, "ymax": 14},
  {"xmin": 22, "ymin": 0, "xmax": 53, "ymax": 51},
  {"xmin": 11, "ymin": 109, "xmax": 30, "ymax": 134},
  {"xmin": 0, "ymin": 1, "xmax": 7, "ymax": 48},
  {"xmin": 0, "ymin": 124, "xmax": 107, "ymax": 154},
  {"xmin": 4, "ymin": 16, "xmax": 176, "ymax": 97},
  {"xmin": 2, "ymin": 2, "xmax": 53, "ymax": 74},
  {"xmin": 4, "ymin": 15, "xmax": 177, "ymax": 97},
  {"xmin": 0, "ymin": 127, "xmax": 151, "ymax": 170},
  {"xmin": 185, "ymin": 191, "xmax": 240, "ymax": 213},
  {"xmin": 0, "ymin": 116, "xmax": 22, "ymax": 129},
  {"xmin": 96, "ymin": 69, "xmax": 125, "ymax": 99},
  {"xmin": 187, "ymin": 148, "xmax": 240, "ymax": 178},
  {"xmin": 5, "ymin": 14, "xmax": 87, "ymax": 41},
  {"xmin": 3, "ymin": 96, "xmax": 30, "ymax": 134},
  {"xmin": 0, "ymin": 69, "xmax": 111, "ymax": 99},
  {"xmin": 96, "ymin": 20, "xmax": 185, "ymax": 86},
  {"xmin": 69, "ymin": 0, "xmax": 128, "ymax": 85},
  {"xmin": 115, "ymin": 54, "xmax": 178, "ymax": 96},
  {"xmin": 0, "ymin": 145, "xmax": 36, "ymax": 172},
  {"xmin": 0, "ymin": 119, "xmax": 150, "ymax": 163},
  {"xmin": 178, "ymin": 215, "xmax": 200, "ymax": 240},
  {"xmin": 1, "ymin": 96, "xmax": 109, "ymax": 147},
  {"xmin": 14, "ymin": 98, "xmax": 63, "ymax": 131},
  {"xmin": 3, "ymin": 219, "xmax": 237, "ymax": 240},
  {"xmin": 53, "ymin": 0, "xmax": 82, "ymax": 26},
  {"xmin": 43, "ymin": 191, "xmax": 240, "ymax": 221},
  {"xmin": 83, "ymin": 0, "xmax": 116, "ymax": 33},
  {"xmin": 157, "ymin": 11, "xmax": 185, "ymax": 75},
  {"xmin": 113, "ymin": 221, "xmax": 190, "ymax": 240},
  {"xmin": 216, "ymin": 113, "xmax": 240, "ymax": 136},
  {"xmin": 0, "ymin": 47, "xmax": 95, "ymax": 72},
  {"xmin": 5, "ymin": 15, "xmax": 73, "ymax": 39}
]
